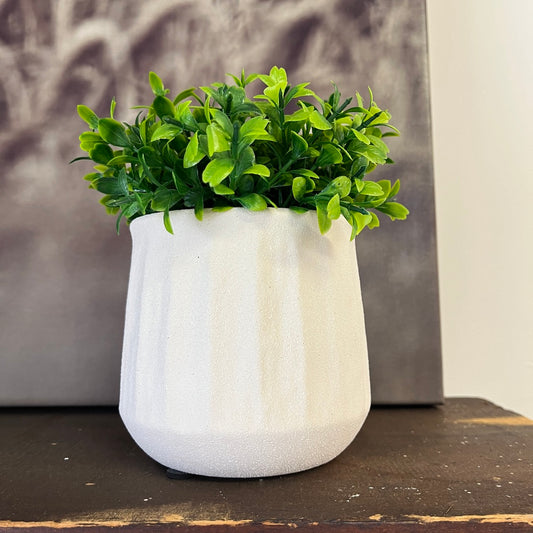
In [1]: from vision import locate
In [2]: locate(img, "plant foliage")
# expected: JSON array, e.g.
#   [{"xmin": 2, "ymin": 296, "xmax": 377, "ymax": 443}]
[{"xmin": 74, "ymin": 67, "xmax": 408, "ymax": 238}]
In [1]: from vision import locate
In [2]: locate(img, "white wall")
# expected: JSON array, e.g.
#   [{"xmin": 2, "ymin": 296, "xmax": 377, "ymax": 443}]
[{"xmin": 427, "ymin": 0, "xmax": 533, "ymax": 418}]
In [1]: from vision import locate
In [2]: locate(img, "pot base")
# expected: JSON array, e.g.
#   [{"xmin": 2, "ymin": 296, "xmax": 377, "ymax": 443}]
[{"xmin": 120, "ymin": 406, "xmax": 370, "ymax": 478}]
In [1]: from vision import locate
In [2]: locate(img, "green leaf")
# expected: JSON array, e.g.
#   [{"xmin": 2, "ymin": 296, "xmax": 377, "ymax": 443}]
[
  {"xmin": 170, "ymin": 170, "xmax": 189, "ymax": 195},
  {"xmin": 341, "ymin": 206, "xmax": 351, "ymax": 223},
  {"xmin": 151, "ymin": 124, "xmax": 182, "ymax": 142},
  {"xmin": 322, "ymin": 176, "xmax": 351, "ymax": 198},
  {"xmin": 152, "ymin": 95, "xmax": 175, "ymax": 118},
  {"xmin": 304, "ymin": 177, "xmax": 316, "ymax": 192},
  {"xmin": 228, "ymin": 86, "xmax": 246, "ymax": 108},
  {"xmin": 352, "ymin": 115, "xmax": 363, "ymax": 128},
  {"xmin": 99, "ymin": 195, "xmax": 120, "ymax": 215},
  {"xmin": 228, "ymin": 71, "xmax": 244, "ymax": 87},
  {"xmin": 367, "ymin": 134, "xmax": 389, "ymax": 154},
  {"xmin": 83, "ymin": 172, "xmax": 101, "ymax": 182},
  {"xmin": 176, "ymin": 101, "xmax": 199, "ymax": 131},
  {"xmin": 149, "ymin": 72, "xmax": 166, "ymax": 96},
  {"xmin": 244, "ymin": 72, "xmax": 259, "ymax": 86},
  {"xmin": 368, "ymin": 211, "xmax": 380, "ymax": 229},
  {"xmin": 115, "ymin": 210, "xmax": 124, "ymax": 234},
  {"xmin": 257, "ymin": 76, "xmax": 285, "ymax": 99},
  {"xmin": 353, "ymin": 129, "xmax": 370, "ymax": 145},
  {"xmin": 213, "ymin": 184, "xmax": 235, "ymax": 195},
  {"xmin": 173, "ymin": 87, "xmax": 197, "ymax": 105},
  {"xmin": 234, "ymin": 146, "xmax": 256, "ymax": 178},
  {"xmin": 137, "ymin": 152, "xmax": 156, "ymax": 184},
  {"xmin": 79, "ymin": 131, "xmax": 104, "ymax": 151},
  {"xmin": 98, "ymin": 118, "xmax": 130, "ymax": 147},
  {"xmin": 285, "ymin": 108, "xmax": 312, "ymax": 123},
  {"xmin": 327, "ymin": 194, "xmax": 341, "ymax": 219},
  {"xmin": 202, "ymin": 158, "xmax": 235, "ymax": 186},
  {"xmin": 77, "ymin": 105, "xmax": 99, "ymax": 129},
  {"xmin": 163, "ymin": 207, "xmax": 174, "ymax": 234},
  {"xmin": 316, "ymin": 144, "xmax": 343, "ymax": 166},
  {"xmin": 236, "ymin": 193, "xmax": 267, "ymax": 211},
  {"xmin": 354, "ymin": 144, "xmax": 387, "ymax": 165},
  {"xmin": 121, "ymin": 201, "xmax": 140, "ymax": 219},
  {"xmin": 109, "ymin": 97, "xmax": 116, "ymax": 119},
  {"xmin": 309, "ymin": 110, "xmax": 332, "ymax": 130},
  {"xmin": 353, "ymin": 178, "xmax": 364, "ymax": 193},
  {"xmin": 206, "ymin": 123, "xmax": 230, "ymax": 156},
  {"xmin": 289, "ymin": 83, "xmax": 315, "ymax": 100},
  {"xmin": 353, "ymin": 212, "xmax": 373, "ymax": 235},
  {"xmin": 351, "ymin": 157, "xmax": 369, "ymax": 179},
  {"xmin": 203, "ymin": 95, "xmax": 212, "ymax": 124},
  {"xmin": 292, "ymin": 176, "xmax": 307, "ymax": 201},
  {"xmin": 389, "ymin": 179, "xmax": 401, "ymax": 198},
  {"xmin": 151, "ymin": 189, "xmax": 182, "ymax": 211},
  {"xmin": 363, "ymin": 106, "xmax": 385, "ymax": 127},
  {"xmin": 268, "ymin": 66, "xmax": 288, "ymax": 86},
  {"xmin": 138, "ymin": 145, "xmax": 161, "ymax": 168},
  {"xmin": 194, "ymin": 195, "xmax": 204, "ymax": 221},
  {"xmin": 240, "ymin": 116, "xmax": 269, "ymax": 141},
  {"xmin": 376, "ymin": 201, "xmax": 409, "ymax": 220},
  {"xmin": 89, "ymin": 143, "xmax": 113, "ymax": 164},
  {"xmin": 361, "ymin": 181, "xmax": 384, "ymax": 196},
  {"xmin": 289, "ymin": 206, "xmax": 309, "ymax": 214},
  {"xmin": 290, "ymin": 131, "xmax": 308, "ymax": 159},
  {"xmin": 292, "ymin": 168, "xmax": 320, "ymax": 180},
  {"xmin": 134, "ymin": 192, "xmax": 152, "ymax": 215},
  {"xmin": 91, "ymin": 177, "xmax": 128, "ymax": 195},
  {"xmin": 377, "ymin": 180, "xmax": 391, "ymax": 198},
  {"xmin": 212, "ymin": 205, "xmax": 234, "ymax": 213},
  {"xmin": 263, "ymin": 82, "xmax": 285, "ymax": 103},
  {"xmin": 106, "ymin": 155, "xmax": 138, "ymax": 166},
  {"xmin": 368, "ymin": 87, "xmax": 375, "ymax": 105},
  {"xmin": 183, "ymin": 132, "xmax": 206, "ymax": 168},
  {"xmin": 243, "ymin": 164, "xmax": 270, "ymax": 177},
  {"xmin": 316, "ymin": 200, "xmax": 332, "ymax": 234},
  {"xmin": 212, "ymin": 110, "xmax": 234, "ymax": 137},
  {"xmin": 117, "ymin": 168, "xmax": 129, "ymax": 194},
  {"xmin": 232, "ymin": 102, "xmax": 262, "ymax": 117}
]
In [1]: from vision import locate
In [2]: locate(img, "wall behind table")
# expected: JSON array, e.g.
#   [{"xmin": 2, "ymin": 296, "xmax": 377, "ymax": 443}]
[
  {"xmin": 0, "ymin": 0, "xmax": 441, "ymax": 405},
  {"xmin": 427, "ymin": 0, "xmax": 533, "ymax": 418}
]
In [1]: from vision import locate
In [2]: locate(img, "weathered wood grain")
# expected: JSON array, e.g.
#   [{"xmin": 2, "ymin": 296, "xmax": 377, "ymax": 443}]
[{"xmin": 0, "ymin": 399, "xmax": 532, "ymax": 532}]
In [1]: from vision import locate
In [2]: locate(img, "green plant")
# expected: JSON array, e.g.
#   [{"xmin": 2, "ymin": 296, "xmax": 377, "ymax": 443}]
[{"xmin": 73, "ymin": 66, "xmax": 408, "ymax": 238}]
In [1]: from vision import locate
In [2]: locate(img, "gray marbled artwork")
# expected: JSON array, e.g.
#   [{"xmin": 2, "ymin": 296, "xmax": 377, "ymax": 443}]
[{"xmin": 0, "ymin": 0, "xmax": 441, "ymax": 405}]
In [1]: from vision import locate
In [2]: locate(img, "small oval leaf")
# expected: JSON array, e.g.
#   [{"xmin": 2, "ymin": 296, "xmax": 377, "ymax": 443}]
[
  {"xmin": 77, "ymin": 105, "xmax": 99, "ymax": 129},
  {"xmin": 202, "ymin": 158, "xmax": 235, "ymax": 186},
  {"xmin": 89, "ymin": 143, "xmax": 113, "ymax": 164},
  {"xmin": 98, "ymin": 118, "xmax": 130, "ymax": 147},
  {"xmin": 237, "ymin": 193, "xmax": 267, "ymax": 211}
]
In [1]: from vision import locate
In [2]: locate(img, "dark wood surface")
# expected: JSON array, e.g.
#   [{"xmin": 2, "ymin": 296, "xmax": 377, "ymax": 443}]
[{"xmin": 1, "ymin": 398, "xmax": 532, "ymax": 532}]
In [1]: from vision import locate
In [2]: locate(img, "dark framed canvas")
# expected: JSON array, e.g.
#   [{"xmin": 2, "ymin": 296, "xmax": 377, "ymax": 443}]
[{"xmin": 0, "ymin": 0, "xmax": 441, "ymax": 405}]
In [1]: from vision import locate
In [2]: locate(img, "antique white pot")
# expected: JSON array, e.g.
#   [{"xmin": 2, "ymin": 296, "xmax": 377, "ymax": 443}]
[{"xmin": 119, "ymin": 208, "xmax": 370, "ymax": 478}]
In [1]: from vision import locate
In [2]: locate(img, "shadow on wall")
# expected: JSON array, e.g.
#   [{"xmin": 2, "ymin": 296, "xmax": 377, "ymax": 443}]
[{"xmin": 0, "ymin": 0, "xmax": 440, "ymax": 405}]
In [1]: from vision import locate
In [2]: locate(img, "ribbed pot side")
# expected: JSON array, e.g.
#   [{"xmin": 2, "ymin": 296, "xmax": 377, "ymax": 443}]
[{"xmin": 119, "ymin": 208, "xmax": 370, "ymax": 478}]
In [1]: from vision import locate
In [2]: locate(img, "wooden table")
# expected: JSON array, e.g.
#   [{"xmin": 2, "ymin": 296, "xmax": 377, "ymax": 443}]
[{"xmin": 1, "ymin": 398, "xmax": 532, "ymax": 532}]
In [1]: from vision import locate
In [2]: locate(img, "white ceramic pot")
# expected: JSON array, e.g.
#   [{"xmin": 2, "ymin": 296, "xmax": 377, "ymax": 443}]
[{"xmin": 119, "ymin": 208, "xmax": 370, "ymax": 478}]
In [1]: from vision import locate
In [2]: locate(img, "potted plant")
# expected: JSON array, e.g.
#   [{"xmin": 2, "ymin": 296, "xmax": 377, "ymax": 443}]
[{"xmin": 74, "ymin": 66, "xmax": 408, "ymax": 478}]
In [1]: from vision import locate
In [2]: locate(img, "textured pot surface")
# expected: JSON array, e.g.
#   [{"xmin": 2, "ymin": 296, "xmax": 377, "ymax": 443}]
[{"xmin": 119, "ymin": 208, "xmax": 370, "ymax": 477}]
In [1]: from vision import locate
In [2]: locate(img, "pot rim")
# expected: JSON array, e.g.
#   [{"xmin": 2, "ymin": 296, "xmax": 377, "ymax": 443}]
[{"xmin": 129, "ymin": 206, "xmax": 317, "ymax": 229}]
